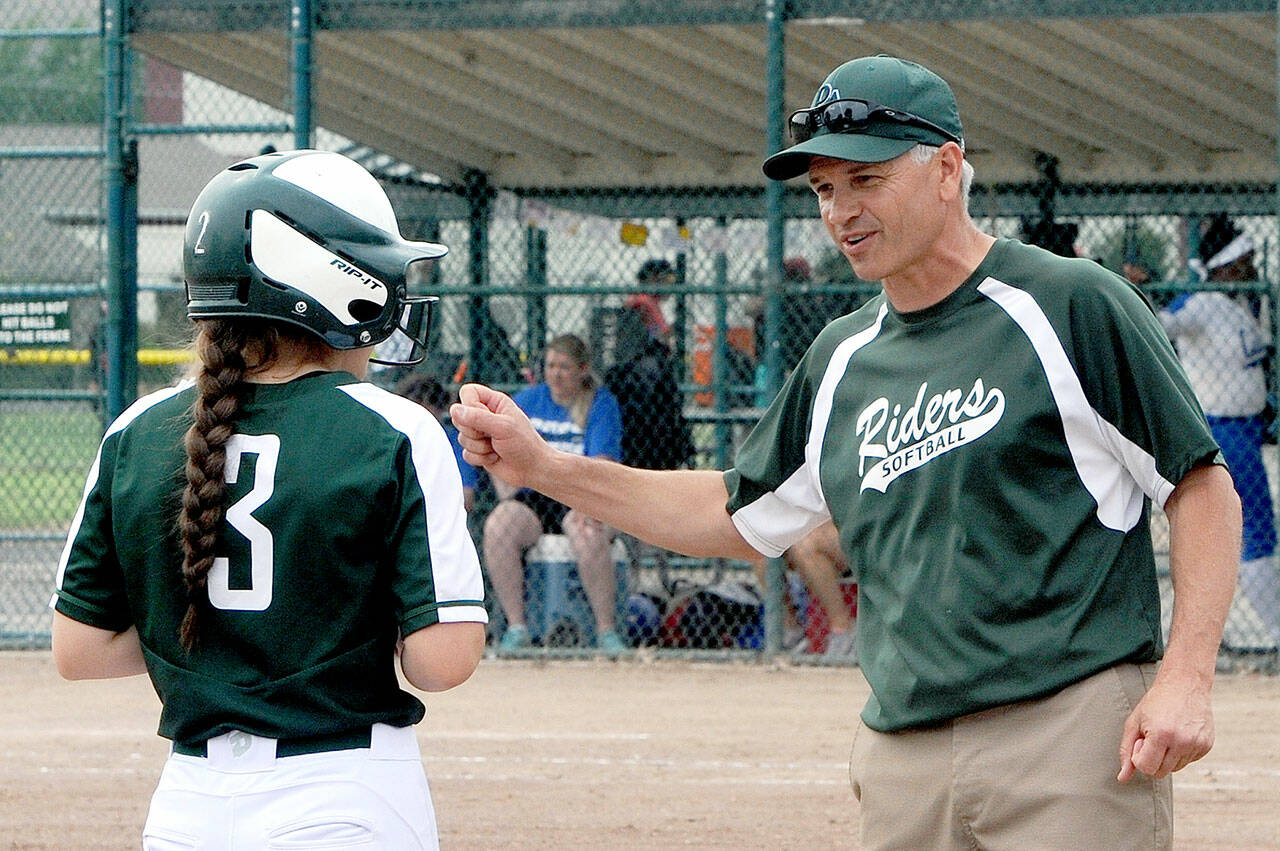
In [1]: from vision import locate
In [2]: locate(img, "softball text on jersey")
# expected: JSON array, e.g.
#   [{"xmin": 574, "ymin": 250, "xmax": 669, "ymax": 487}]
[{"xmin": 856, "ymin": 378, "xmax": 1005, "ymax": 492}]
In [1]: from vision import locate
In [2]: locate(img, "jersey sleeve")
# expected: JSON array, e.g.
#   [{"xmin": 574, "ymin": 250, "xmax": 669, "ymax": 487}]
[
  {"xmin": 1071, "ymin": 274, "xmax": 1223, "ymax": 506},
  {"xmin": 723, "ymin": 345, "xmax": 832, "ymax": 558},
  {"xmin": 50, "ymin": 431, "xmax": 134, "ymax": 632},
  {"xmin": 584, "ymin": 387, "xmax": 623, "ymax": 461},
  {"xmin": 387, "ymin": 413, "xmax": 488, "ymax": 636}
]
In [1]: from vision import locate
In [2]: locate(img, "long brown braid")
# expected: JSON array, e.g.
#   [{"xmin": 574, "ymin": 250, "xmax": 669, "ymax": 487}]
[
  {"xmin": 176, "ymin": 319, "xmax": 255, "ymax": 650},
  {"xmin": 176, "ymin": 319, "xmax": 331, "ymax": 650}
]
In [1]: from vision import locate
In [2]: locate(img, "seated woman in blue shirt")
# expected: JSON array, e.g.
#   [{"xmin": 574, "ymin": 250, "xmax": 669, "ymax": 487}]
[{"xmin": 483, "ymin": 334, "xmax": 625, "ymax": 653}]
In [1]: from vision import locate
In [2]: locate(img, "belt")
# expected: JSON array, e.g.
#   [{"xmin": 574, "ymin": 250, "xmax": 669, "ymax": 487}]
[{"xmin": 173, "ymin": 727, "xmax": 373, "ymax": 759}]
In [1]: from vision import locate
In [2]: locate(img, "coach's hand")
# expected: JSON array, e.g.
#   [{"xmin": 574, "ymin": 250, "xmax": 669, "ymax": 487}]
[
  {"xmin": 451, "ymin": 383, "xmax": 548, "ymax": 490},
  {"xmin": 1116, "ymin": 668, "xmax": 1214, "ymax": 782}
]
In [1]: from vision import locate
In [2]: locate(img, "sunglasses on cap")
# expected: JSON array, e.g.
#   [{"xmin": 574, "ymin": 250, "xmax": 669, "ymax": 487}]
[{"xmin": 787, "ymin": 98, "xmax": 962, "ymax": 146}]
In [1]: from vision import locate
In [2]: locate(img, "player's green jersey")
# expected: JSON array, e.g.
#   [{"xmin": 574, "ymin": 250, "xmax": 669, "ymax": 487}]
[
  {"xmin": 726, "ymin": 238, "xmax": 1221, "ymax": 732},
  {"xmin": 53, "ymin": 371, "xmax": 487, "ymax": 748}
]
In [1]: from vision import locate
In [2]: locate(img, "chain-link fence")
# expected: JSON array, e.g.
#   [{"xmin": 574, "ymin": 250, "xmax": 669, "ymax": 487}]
[
  {"xmin": 1, "ymin": 0, "xmax": 105, "ymax": 646},
  {"xmin": 4, "ymin": 2, "xmax": 1278, "ymax": 666}
]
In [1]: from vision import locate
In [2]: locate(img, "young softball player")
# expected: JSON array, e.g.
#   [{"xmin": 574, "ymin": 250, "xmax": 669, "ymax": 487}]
[{"xmin": 50, "ymin": 149, "xmax": 487, "ymax": 849}]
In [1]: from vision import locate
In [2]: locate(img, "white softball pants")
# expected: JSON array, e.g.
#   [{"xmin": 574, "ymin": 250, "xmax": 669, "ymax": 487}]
[{"xmin": 142, "ymin": 723, "xmax": 438, "ymax": 850}]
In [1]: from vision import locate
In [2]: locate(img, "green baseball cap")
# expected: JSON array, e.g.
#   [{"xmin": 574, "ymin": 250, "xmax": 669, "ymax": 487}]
[{"xmin": 762, "ymin": 55, "xmax": 964, "ymax": 181}]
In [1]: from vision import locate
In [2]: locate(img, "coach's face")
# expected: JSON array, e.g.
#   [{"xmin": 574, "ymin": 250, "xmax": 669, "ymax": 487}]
[{"xmin": 808, "ymin": 148, "xmax": 950, "ymax": 288}]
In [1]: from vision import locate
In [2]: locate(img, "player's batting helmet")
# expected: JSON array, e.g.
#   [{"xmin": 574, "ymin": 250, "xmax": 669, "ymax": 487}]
[{"xmin": 183, "ymin": 149, "xmax": 446, "ymax": 365}]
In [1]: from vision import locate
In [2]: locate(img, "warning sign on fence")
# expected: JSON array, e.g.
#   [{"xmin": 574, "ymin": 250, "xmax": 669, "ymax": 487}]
[{"xmin": 0, "ymin": 299, "xmax": 73, "ymax": 347}]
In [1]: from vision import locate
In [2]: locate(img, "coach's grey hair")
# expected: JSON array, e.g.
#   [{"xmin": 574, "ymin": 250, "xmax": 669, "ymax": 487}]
[{"xmin": 908, "ymin": 144, "xmax": 974, "ymax": 209}]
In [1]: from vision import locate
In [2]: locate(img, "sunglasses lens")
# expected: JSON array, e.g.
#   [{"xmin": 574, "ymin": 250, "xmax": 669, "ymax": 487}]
[
  {"xmin": 823, "ymin": 100, "xmax": 870, "ymax": 134},
  {"xmin": 788, "ymin": 112, "xmax": 813, "ymax": 143}
]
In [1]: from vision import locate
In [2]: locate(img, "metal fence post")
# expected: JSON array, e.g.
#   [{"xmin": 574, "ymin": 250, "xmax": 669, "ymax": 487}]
[
  {"xmin": 291, "ymin": 0, "xmax": 313, "ymax": 150},
  {"xmin": 762, "ymin": 0, "xmax": 787, "ymax": 656},
  {"xmin": 103, "ymin": 0, "xmax": 137, "ymax": 420}
]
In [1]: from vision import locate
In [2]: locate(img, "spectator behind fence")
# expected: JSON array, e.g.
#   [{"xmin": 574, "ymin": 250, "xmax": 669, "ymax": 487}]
[
  {"xmin": 625, "ymin": 258, "xmax": 676, "ymax": 343},
  {"xmin": 606, "ymin": 264, "xmax": 695, "ymax": 471},
  {"xmin": 750, "ymin": 255, "xmax": 866, "ymax": 406},
  {"xmin": 454, "ymin": 55, "xmax": 1241, "ymax": 850},
  {"xmin": 1159, "ymin": 214, "xmax": 1279, "ymax": 651},
  {"xmin": 484, "ymin": 334, "xmax": 626, "ymax": 654},
  {"xmin": 749, "ymin": 519, "xmax": 856, "ymax": 658},
  {"xmin": 50, "ymin": 149, "xmax": 487, "ymax": 849},
  {"xmin": 784, "ymin": 519, "xmax": 856, "ymax": 658},
  {"xmin": 397, "ymin": 372, "xmax": 479, "ymax": 513}
]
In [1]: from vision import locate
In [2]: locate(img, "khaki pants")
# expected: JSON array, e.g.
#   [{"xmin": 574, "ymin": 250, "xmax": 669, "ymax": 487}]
[{"xmin": 850, "ymin": 663, "xmax": 1172, "ymax": 850}]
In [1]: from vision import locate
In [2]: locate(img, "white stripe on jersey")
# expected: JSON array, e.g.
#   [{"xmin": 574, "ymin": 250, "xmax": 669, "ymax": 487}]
[
  {"xmin": 339, "ymin": 383, "xmax": 488, "ymax": 624},
  {"xmin": 730, "ymin": 304, "xmax": 889, "ymax": 558},
  {"xmin": 978, "ymin": 277, "xmax": 1175, "ymax": 525},
  {"xmin": 51, "ymin": 381, "xmax": 193, "ymax": 604}
]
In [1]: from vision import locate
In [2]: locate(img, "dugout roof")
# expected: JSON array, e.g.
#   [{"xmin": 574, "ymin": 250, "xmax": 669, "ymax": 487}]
[{"xmin": 127, "ymin": 1, "xmax": 1277, "ymax": 191}]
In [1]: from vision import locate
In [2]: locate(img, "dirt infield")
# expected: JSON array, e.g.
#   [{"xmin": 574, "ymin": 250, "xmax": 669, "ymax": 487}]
[{"xmin": 2, "ymin": 651, "xmax": 1277, "ymax": 849}]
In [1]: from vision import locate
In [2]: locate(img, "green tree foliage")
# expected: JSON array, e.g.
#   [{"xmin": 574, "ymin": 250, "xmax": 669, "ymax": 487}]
[{"xmin": 0, "ymin": 27, "xmax": 101, "ymax": 124}]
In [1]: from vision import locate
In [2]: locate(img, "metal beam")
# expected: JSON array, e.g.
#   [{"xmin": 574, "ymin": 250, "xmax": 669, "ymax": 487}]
[
  {"xmin": 323, "ymin": 35, "xmax": 582, "ymax": 176},
  {"xmin": 291, "ymin": 0, "xmax": 313, "ymax": 149},
  {"xmin": 464, "ymin": 29, "xmax": 743, "ymax": 165},
  {"xmin": 375, "ymin": 32, "xmax": 658, "ymax": 176},
  {"xmin": 128, "ymin": 0, "xmax": 1275, "ymax": 33}
]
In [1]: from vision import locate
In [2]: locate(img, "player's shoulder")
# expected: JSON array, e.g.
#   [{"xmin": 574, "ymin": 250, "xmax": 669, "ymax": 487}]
[
  {"xmin": 338, "ymin": 379, "xmax": 442, "ymax": 435},
  {"xmin": 984, "ymin": 238, "xmax": 1150, "ymax": 317},
  {"xmin": 105, "ymin": 379, "xmax": 195, "ymax": 440}
]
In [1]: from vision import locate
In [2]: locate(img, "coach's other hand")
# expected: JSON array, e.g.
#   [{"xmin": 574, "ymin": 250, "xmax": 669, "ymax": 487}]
[
  {"xmin": 1116, "ymin": 667, "xmax": 1215, "ymax": 783},
  {"xmin": 451, "ymin": 383, "xmax": 547, "ymax": 489}
]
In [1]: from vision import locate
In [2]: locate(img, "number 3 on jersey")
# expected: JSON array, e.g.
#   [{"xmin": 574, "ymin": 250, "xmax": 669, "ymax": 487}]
[{"xmin": 208, "ymin": 433, "xmax": 280, "ymax": 611}]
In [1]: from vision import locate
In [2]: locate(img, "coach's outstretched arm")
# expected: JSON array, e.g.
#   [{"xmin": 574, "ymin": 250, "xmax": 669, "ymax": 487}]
[{"xmin": 452, "ymin": 383, "xmax": 759, "ymax": 561}]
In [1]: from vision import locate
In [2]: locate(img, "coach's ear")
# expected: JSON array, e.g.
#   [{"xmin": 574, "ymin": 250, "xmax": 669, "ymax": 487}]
[
  {"xmin": 934, "ymin": 142, "xmax": 966, "ymax": 202},
  {"xmin": 51, "ymin": 612, "xmax": 146, "ymax": 680}
]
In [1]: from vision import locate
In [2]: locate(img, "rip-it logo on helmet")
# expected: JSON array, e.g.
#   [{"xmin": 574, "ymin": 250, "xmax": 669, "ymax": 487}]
[{"xmin": 329, "ymin": 258, "xmax": 386, "ymax": 292}]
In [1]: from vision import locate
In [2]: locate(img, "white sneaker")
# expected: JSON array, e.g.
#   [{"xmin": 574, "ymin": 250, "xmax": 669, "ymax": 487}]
[{"xmin": 823, "ymin": 627, "xmax": 857, "ymax": 660}]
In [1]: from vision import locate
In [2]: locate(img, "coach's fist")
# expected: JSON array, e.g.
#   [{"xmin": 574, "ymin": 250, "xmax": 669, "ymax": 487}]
[{"xmin": 451, "ymin": 384, "xmax": 547, "ymax": 489}]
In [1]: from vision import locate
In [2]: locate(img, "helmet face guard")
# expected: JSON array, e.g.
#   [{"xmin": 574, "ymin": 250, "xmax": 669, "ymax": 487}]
[
  {"xmin": 184, "ymin": 150, "xmax": 447, "ymax": 365},
  {"xmin": 370, "ymin": 295, "xmax": 437, "ymax": 367}
]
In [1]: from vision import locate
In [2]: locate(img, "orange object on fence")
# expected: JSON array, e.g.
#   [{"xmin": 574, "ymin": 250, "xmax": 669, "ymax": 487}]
[{"xmin": 691, "ymin": 324, "xmax": 755, "ymax": 407}]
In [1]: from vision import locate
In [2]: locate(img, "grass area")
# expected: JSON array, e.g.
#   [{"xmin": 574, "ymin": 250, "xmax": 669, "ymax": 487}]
[{"xmin": 0, "ymin": 404, "xmax": 101, "ymax": 530}]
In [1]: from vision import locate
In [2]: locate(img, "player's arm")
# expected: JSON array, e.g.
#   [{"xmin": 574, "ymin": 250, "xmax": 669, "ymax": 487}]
[
  {"xmin": 452, "ymin": 384, "xmax": 758, "ymax": 560},
  {"xmin": 51, "ymin": 611, "xmax": 147, "ymax": 680},
  {"xmin": 399, "ymin": 621, "xmax": 486, "ymax": 692},
  {"xmin": 1118, "ymin": 462, "xmax": 1241, "ymax": 781}
]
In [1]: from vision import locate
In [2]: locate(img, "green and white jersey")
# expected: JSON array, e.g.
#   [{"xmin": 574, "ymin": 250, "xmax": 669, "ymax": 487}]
[
  {"xmin": 726, "ymin": 239, "xmax": 1221, "ymax": 732},
  {"xmin": 52, "ymin": 371, "xmax": 486, "ymax": 748}
]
